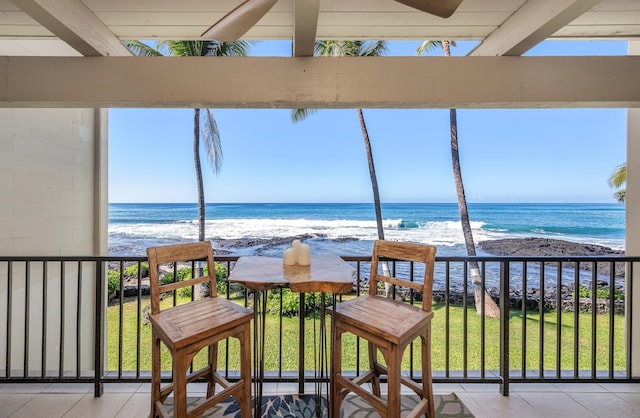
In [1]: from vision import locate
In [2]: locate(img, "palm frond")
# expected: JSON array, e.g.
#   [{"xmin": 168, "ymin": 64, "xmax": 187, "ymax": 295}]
[
  {"xmin": 315, "ymin": 40, "xmax": 345, "ymax": 57},
  {"xmin": 608, "ymin": 163, "xmax": 626, "ymax": 188},
  {"xmin": 159, "ymin": 40, "xmax": 204, "ymax": 57},
  {"xmin": 608, "ymin": 163, "xmax": 626, "ymax": 203},
  {"xmin": 360, "ymin": 41, "xmax": 388, "ymax": 57},
  {"xmin": 342, "ymin": 41, "xmax": 362, "ymax": 56},
  {"xmin": 122, "ymin": 40, "xmax": 163, "ymax": 56},
  {"xmin": 314, "ymin": 40, "xmax": 388, "ymax": 58},
  {"xmin": 200, "ymin": 109, "xmax": 223, "ymax": 174},
  {"xmin": 207, "ymin": 41, "xmax": 253, "ymax": 57},
  {"xmin": 290, "ymin": 108, "xmax": 318, "ymax": 122},
  {"xmin": 151, "ymin": 40, "xmax": 253, "ymax": 58},
  {"xmin": 155, "ymin": 40, "xmax": 172, "ymax": 56},
  {"xmin": 416, "ymin": 40, "xmax": 441, "ymax": 55}
]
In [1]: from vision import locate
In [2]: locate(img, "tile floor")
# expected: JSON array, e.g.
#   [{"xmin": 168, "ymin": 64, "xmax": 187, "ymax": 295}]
[{"xmin": 1, "ymin": 381, "xmax": 639, "ymax": 417}]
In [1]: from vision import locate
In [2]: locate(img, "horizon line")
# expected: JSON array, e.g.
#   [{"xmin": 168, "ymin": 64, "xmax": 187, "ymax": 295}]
[{"xmin": 108, "ymin": 201, "xmax": 622, "ymax": 205}]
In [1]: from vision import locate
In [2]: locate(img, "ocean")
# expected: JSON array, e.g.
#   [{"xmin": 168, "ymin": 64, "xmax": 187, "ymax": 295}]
[
  {"xmin": 109, "ymin": 202, "xmax": 624, "ymax": 254},
  {"xmin": 109, "ymin": 202, "xmax": 625, "ymax": 289}
]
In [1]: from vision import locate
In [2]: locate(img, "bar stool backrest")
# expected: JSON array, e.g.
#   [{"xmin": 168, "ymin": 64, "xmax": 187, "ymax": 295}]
[
  {"xmin": 368, "ymin": 240, "xmax": 437, "ymax": 310},
  {"xmin": 147, "ymin": 241, "xmax": 217, "ymax": 315}
]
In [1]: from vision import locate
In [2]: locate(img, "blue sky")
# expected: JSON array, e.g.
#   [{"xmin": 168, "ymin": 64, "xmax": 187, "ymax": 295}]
[{"xmin": 109, "ymin": 40, "xmax": 628, "ymax": 204}]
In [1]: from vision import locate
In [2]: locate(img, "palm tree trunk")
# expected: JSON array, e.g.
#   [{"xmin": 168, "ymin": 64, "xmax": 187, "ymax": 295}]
[
  {"xmin": 357, "ymin": 109, "xmax": 391, "ymax": 292},
  {"xmin": 194, "ymin": 109, "xmax": 206, "ymax": 242},
  {"xmin": 358, "ymin": 109, "xmax": 385, "ymax": 241},
  {"xmin": 194, "ymin": 108, "xmax": 208, "ymax": 297},
  {"xmin": 449, "ymin": 108, "xmax": 500, "ymax": 318},
  {"xmin": 440, "ymin": 40, "xmax": 499, "ymax": 318}
]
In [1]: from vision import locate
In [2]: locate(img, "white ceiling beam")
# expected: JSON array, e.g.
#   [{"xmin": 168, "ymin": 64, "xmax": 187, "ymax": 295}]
[
  {"xmin": 293, "ymin": 0, "xmax": 319, "ymax": 57},
  {"xmin": 0, "ymin": 56, "xmax": 638, "ymax": 109},
  {"xmin": 10, "ymin": 0, "xmax": 131, "ymax": 57},
  {"xmin": 470, "ymin": 0, "xmax": 602, "ymax": 57}
]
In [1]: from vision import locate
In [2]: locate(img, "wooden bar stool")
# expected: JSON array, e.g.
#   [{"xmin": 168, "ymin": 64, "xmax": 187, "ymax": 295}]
[
  {"xmin": 330, "ymin": 240, "xmax": 437, "ymax": 418},
  {"xmin": 147, "ymin": 241, "xmax": 253, "ymax": 418}
]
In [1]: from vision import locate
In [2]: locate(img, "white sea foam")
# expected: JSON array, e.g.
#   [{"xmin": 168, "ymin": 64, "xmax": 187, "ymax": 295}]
[
  {"xmin": 110, "ymin": 213, "xmax": 626, "ymax": 254},
  {"xmin": 109, "ymin": 217, "xmax": 494, "ymax": 248}
]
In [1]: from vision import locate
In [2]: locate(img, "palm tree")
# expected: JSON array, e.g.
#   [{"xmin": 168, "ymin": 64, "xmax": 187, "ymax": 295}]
[
  {"xmin": 608, "ymin": 163, "xmax": 626, "ymax": 203},
  {"xmin": 417, "ymin": 41, "xmax": 500, "ymax": 318},
  {"xmin": 292, "ymin": 40, "xmax": 392, "ymax": 288},
  {"xmin": 291, "ymin": 41, "xmax": 387, "ymax": 239},
  {"xmin": 123, "ymin": 40, "xmax": 250, "ymax": 242}
]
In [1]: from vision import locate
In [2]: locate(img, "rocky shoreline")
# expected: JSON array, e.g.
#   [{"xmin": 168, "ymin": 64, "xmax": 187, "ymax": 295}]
[
  {"xmin": 478, "ymin": 237, "xmax": 625, "ymax": 314},
  {"xmin": 357, "ymin": 237, "xmax": 626, "ymax": 315},
  {"xmin": 478, "ymin": 237, "xmax": 625, "ymax": 278},
  {"xmin": 431, "ymin": 286, "xmax": 624, "ymax": 315},
  {"xmin": 478, "ymin": 237, "xmax": 624, "ymax": 257},
  {"xmin": 211, "ymin": 234, "xmax": 358, "ymax": 255},
  {"xmin": 111, "ymin": 236, "xmax": 626, "ymax": 314}
]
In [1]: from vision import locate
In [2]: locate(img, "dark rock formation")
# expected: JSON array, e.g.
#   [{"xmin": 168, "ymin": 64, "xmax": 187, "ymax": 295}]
[
  {"xmin": 214, "ymin": 234, "xmax": 358, "ymax": 255},
  {"xmin": 478, "ymin": 237, "xmax": 625, "ymax": 278},
  {"xmin": 478, "ymin": 237, "xmax": 623, "ymax": 257}
]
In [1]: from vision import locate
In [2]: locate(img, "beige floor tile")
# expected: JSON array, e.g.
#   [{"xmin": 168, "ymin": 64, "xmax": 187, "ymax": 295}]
[
  {"xmin": 115, "ymin": 393, "xmax": 149, "ymax": 418},
  {"xmin": 566, "ymin": 392, "xmax": 640, "ymax": 418},
  {"xmin": 611, "ymin": 392, "xmax": 640, "ymax": 411},
  {"xmin": 510, "ymin": 383, "xmax": 562, "ymax": 392},
  {"xmin": 459, "ymin": 383, "xmax": 502, "ymax": 393},
  {"xmin": 273, "ymin": 382, "xmax": 299, "ymax": 395},
  {"xmin": 135, "ymin": 383, "xmax": 151, "ymax": 393},
  {"xmin": 455, "ymin": 395, "xmax": 492, "ymax": 418},
  {"xmin": 43, "ymin": 383, "xmax": 92, "ymax": 394},
  {"xmin": 301, "ymin": 382, "xmax": 318, "ymax": 394},
  {"xmin": 553, "ymin": 383, "xmax": 607, "ymax": 393},
  {"xmin": 432, "ymin": 383, "xmax": 464, "ymax": 394},
  {"xmin": 104, "ymin": 383, "xmax": 142, "ymax": 394},
  {"xmin": 0, "ymin": 394, "xmax": 35, "ymax": 418},
  {"xmin": 377, "ymin": 382, "xmax": 427, "ymax": 395},
  {"xmin": 62, "ymin": 393, "xmax": 132, "ymax": 418},
  {"xmin": 8, "ymin": 393, "xmax": 83, "ymax": 418},
  {"xmin": 449, "ymin": 393, "xmax": 491, "ymax": 418},
  {"xmin": 517, "ymin": 392, "xmax": 598, "ymax": 418},
  {"xmin": 185, "ymin": 382, "xmax": 210, "ymax": 396},
  {"xmin": 599, "ymin": 382, "xmax": 640, "ymax": 393},
  {"xmin": 461, "ymin": 392, "xmax": 545, "ymax": 418},
  {"xmin": 0, "ymin": 383, "xmax": 50, "ymax": 394},
  {"xmin": 5, "ymin": 381, "xmax": 640, "ymax": 417}
]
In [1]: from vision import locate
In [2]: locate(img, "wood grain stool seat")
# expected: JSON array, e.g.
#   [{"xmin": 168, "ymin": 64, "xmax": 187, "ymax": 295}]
[
  {"xmin": 147, "ymin": 241, "xmax": 253, "ymax": 418},
  {"xmin": 330, "ymin": 240, "xmax": 437, "ymax": 418}
]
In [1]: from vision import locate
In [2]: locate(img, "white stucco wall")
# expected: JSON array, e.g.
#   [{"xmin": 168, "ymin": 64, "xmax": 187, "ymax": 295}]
[
  {"xmin": 0, "ymin": 108, "xmax": 106, "ymax": 256},
  {"xmin": 627, "ymin": 41, "xmax": 640, "ymax": 376},
  {"xmin": 0, "ymin": 107, "xmax": 107, "ymax": 376}
]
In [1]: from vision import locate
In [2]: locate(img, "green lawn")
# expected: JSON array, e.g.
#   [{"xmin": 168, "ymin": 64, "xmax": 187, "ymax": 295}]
[{"xmin": 107, "ymin": 296, "xmax": 626, "ymax": 373}]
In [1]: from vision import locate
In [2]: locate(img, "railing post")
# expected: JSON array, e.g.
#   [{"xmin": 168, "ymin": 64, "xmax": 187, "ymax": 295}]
[
  {"xmin": 627, "ymin": 261, "xmax": 634, "ymax": 379},
  {"xmin": 298, "ymin": 292, "xmax": 306, "ymax": 394},
  {"xmin": 499, "ymin": 260, "xmax": 510, "ymax": 396},
  {"xmin": 94, "ymin": 260, "xmax": 104, "ymax": 397}
]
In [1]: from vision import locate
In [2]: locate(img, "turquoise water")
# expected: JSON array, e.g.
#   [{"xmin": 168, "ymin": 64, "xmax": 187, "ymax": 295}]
[{"xmin": 109, "ymin": 202, "xmax": 625, "ymax": 256}]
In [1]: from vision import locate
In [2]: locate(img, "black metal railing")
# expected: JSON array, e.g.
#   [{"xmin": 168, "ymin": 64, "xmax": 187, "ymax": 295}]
[{"xmin": 0, "ymin": 254, "xmax": 637, "ymax": 397}]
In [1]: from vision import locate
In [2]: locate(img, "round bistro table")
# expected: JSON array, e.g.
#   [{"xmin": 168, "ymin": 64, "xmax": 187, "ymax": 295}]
[{"xmin": 228, "ymin": 254, "xmax": 355, "ymax": 418}]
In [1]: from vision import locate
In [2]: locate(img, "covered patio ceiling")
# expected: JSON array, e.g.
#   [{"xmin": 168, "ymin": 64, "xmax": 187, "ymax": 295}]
[{"xmin": 0, "ymin": 0, "xmax": 639, "ymax": 108}]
